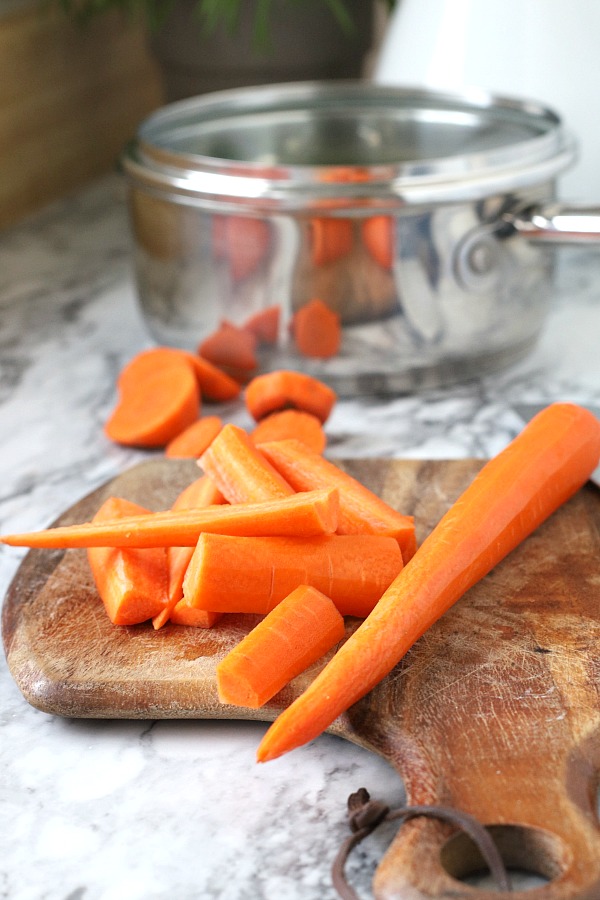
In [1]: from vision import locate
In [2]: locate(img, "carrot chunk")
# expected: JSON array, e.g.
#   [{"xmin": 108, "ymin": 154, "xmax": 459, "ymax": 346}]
[
  {"xmin": 105, "ymin": 353, "xmax": 200, "ymax": 448},
  {"xmin": 212, "ymin": 216, "xmax": 271, "ymax": 281},
  {"xmin": 198, "ymin": 321, "xmax": 258, "ymax": 374},
  {"xmin": 251, "ymin": 410, "xmax": 326, "ymax": 454},
  {"xmin": 362, "ymin": 216, "xmax": 395, "ymax": 270},
  {"xmin": 310, "ymin": 218, "xmax": 353, "ymax": 266},
  {"xmin": 259, "ymin": 438, "xmax": 416, "ymax": 562},
  {"xmin": 182, "ymin": 532, "xmax": 403, "ymax": 618},
  {"xmin": 217, "ymin": 585, "xmax": 345, "ymax": 708},
  {"xmin": 165, "ymin": 416, "xmax": 223, "ymax": 459},
  {"xmin": 245, "ymin": 370, "xmax": 337, "ymax": 423},
  {"xmin": 87, "ymin": 497, "xmax": 169, "ymax": 626},
  {"xmin": 257, "ymin": 402, "xmax": 600, "ymax": 762},
  {"xmin": 182, "ymin": 353, "xmax": 241, "ymax": 402},
  {"xmin": 292, "ymin": 298, "xmax": 341, "ymax": 359},
  {"xmin": 153, "ymin": 474, "xmax": 226, "ymax": 630},
  {"xmin": 242, "ymin": 305, "xmax": 280, "ymax": 346},
  {"xmin": 169, "ymin": 601, "xmax": 221, "ymax": 628},
  {"xmin": 199, "ymin": 423, "xmax": 294, "ymax": 503}
]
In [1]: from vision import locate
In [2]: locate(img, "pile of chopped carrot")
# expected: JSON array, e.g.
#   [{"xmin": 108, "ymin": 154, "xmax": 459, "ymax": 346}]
[{"xmin": 10, "ymin": 338, "xmax": 600, "ymax": 765}]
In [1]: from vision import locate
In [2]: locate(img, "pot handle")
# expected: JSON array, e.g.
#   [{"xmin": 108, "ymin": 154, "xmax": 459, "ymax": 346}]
[{"xmin": 504, "ymin": 202, "xmax": 600, "ymax": 244}]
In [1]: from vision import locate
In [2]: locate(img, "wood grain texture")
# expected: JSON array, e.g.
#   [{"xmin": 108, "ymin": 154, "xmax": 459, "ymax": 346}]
[
  {"xmin": 0, "ymin": 4, "xmax": 163, "ymax": 229},
  {"xmin": 3, "ymin": 457, "xmax": 600, "ymax": 898}
]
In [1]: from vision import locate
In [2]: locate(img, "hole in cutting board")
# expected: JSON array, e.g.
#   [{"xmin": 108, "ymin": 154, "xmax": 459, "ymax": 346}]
[{"xmin": 440, "ymin": 824, "xmax": 566, "ymax": 891}]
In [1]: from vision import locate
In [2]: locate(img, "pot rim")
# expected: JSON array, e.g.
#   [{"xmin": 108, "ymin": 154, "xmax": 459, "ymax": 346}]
[{"xmin": 122, "ymin": 80, "xmax": 577, "ymax": 210}]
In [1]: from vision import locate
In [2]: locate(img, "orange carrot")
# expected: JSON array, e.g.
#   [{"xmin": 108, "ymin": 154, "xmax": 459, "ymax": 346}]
[
  {"xmin": 105, "ymin": 353, "xmax": 200, "ymax": 447},
  {"xmin": 198, "ymin": 321, "xmax": 258, "ymax": 374},
  {"xmin": 292, "ymin": 298, "xmax": 341, "ymax": 359},
  {"xmin": 257, "ymin": 402, "xmax": 600, "ymax": 761},
  {"xmin": 182, "ymin": 353, "xmax": 241, "ymax": 402},
  {"xmin": 0, "ymin": 488, "xmax": 339, "ymax": 548},
  {"xmin": 217, "ymin": 585, "xmax": 345, "ymax": 708},
  {"xmin": 212, "ymin": 216, "xmax": 271, "ymax": 281},
  {"xmin": 182, "ymin": 532, "xmax": 403, "ymax": 617},
  {"xmin": 242, "ymin": 305, "xmax": 280, "ymax": 346},
  {"xmin": 115, "ymin": 347, "xmax": 185, "ymax": 394},
  {"xmin": 165, "ymin": 416, "xmax": 223, "ymax": 459},
  {"xmin": 169, "ymin": 600, "xmax": 221, "ymax": 628},
  {"xmin": 245, "ymin": 370, "xmax": 337, "ymax": 424},
  {"xmin": 259, "ymin": 439, "xmax": 416, "ymax": 563},
  {"xmin": 199, "ymin": 423, "xmax": 294, "ymax": 503},
  {"xmin": 310, "ymin": 218, "xmax": 353, "ymax": 266},
  {"xmin": 153, "ymin": 474, "xmax": 226, "ymax": 630},
  {"xmin": 362, "ymin": 216, "xmax": 394, "ymax": 270},
  {"xmin": 87, "ymin": 497, "xmax": 169, "ymax": 625},
  {"xmin": 251, "ymin": 410, "xmax": 326, "ymax": 454}
]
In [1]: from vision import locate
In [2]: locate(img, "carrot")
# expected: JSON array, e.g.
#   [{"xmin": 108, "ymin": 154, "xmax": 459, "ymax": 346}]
[
  {"xmin": 212, "ymin": 216, "xmax": 271, "ymax": 281},
  {"xmin": 217, "ymin": 585, "xmax": 345, "ymax": 708},
  {"xmin": 257, "ymin": 402, "xmax": 600, "ymax": 761},
  {"xmin": 0, "ymin": 488, "xmax": 339, "ymax": 548},
  {"xmin": 362, "ymin": 216, "xmax": 394, "ymax": 270},
  {"xmin": 292, "ymin": 298, "xmax": 341, "ymax": 359},
  {"xmin": 153, "ymin": 474, "xmax": 226, "ymax": 630},
  {"xmin": 105, "ymin": 352, "xmax": 200, "ymax": 447},
  {"xmin": 198, "ymin": 321, "xmax": 258, "ymax": 375},
  {"xmin": 245, "ymin": 370, "xmax": 337, "ymax": 424},
  {"xmin": 182, "ymin": 532, "xmax": 403, "ymax": 617},
  {"xmin": 251, "ymin": 410, "xmax": 326, "ymax": 455},
  {"xmin": 199, "ymin": 423, "xmax": 294, "ymax": 503},
  {"xmin": 87, "ymin": 497, "xmax": 169, "ymax": 626},
  {"xmin": 165, "ymin": 416, "xmax": 223, "ymax": 459},
  {"xmin": 182, "ymin": 353, "xmax": 241, "ymax": 402},
  {"xmin": 242, "ymin": 305, "xmax": 280, "ymax": 346},
  {"xmin": 259, "ymin": 439, "xmax": 416, "ymax": 563},
  {"xmin": 310, "ymin": 218, "xmax": 353, "ymax": 266},
  {"xmin": 169, "ymin": 600, "xmax": 221, "ymax": 628}
]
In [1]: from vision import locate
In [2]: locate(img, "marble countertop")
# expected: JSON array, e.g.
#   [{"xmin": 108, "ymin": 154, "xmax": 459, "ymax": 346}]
[{"xmin": 1, "ymin": 176, "xmax": 600, "ymax": 900}]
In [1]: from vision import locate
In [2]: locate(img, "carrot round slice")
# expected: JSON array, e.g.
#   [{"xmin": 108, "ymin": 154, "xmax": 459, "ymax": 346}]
[
  {"xmin": 251, "ymin": 410, "xmax": 326, "ymax": 454},
  {"xmin": 245, "ymin": 370, "xmax": 337, "ymax": 423},
  {"xmin": 105, "ymin": 356, "xmax": 200, "ymax": 447},
  {"xmin": 165, "ymin": 416, "xmax": 223, "ymax": 459},
  {"xmin": 292, "ymin": 298, "xmax": 341, "ymax": 359}
]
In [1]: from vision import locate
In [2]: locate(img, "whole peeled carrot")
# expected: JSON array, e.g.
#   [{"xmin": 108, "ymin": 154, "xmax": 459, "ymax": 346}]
[{"xmin": 257, "ymin": 402, "xmax": 600, "ymax": 762}]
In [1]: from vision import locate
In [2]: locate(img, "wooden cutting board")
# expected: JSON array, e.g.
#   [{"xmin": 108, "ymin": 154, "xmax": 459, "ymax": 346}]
[{"xmin": 3, "ymin": 458, "xmax": 600, "ymax": 899}]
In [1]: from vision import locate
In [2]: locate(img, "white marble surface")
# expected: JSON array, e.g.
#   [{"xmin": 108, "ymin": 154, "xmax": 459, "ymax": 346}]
[{"xmin": 1, "ymin": 176, "xmax": 600, "ymax": 900}]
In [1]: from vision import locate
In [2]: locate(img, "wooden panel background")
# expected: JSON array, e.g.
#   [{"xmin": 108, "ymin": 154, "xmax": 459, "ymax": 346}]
[{"xmin": 0, "ymin": 1, "xmax": 164, "ymax": 229}]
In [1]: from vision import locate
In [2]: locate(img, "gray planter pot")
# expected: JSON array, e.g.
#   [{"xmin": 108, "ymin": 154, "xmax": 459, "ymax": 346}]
[{"xmin": 150, "ymin": 0, "xmax": 377, "ymax": 101}]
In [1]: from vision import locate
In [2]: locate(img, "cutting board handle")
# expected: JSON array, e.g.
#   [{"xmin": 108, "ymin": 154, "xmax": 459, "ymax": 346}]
[{"xmin": 370, "ymin": 754, "xmax": 600, "ymax": 899}]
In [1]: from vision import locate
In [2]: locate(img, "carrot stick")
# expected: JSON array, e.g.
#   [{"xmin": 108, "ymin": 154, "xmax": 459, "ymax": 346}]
[
  {"xmin": 245, "ymin": 370, "xmax": 337, "ymax": 423},
  {"xmin": 105, "ymin": 354, "xmax": 200, "ymax": 448},
  {"xmin": 257, "ymin": 402, "xmax": 600, "ymax": 761},
  {"xmin": 251, "ymin": 410, "xmax": 326, "ymax": 454},
  {"xmin": 87, "ymin": 497, "xmax": 169, "ymax": 626},
  {"xmin": 182, "ymin": 532, "xmax": 403, "ymax": 617},
  {"xmin": 242, "ymin": 305, "xmax": 280, "ymax": 346},
  {"xmin": 165, "ymin": 416, "xmax": 223, "ymax": 459},
  {"xmin": 199, "ymin": 423, "xmax": 294, "ymax": 503},
  {"xmin": 153, "ymin": 474, "xmax": 226, "ymax": 630},
  {"xmin": 259, "ymin": 439, "xmax": 416, "ymax": 563},
  {"xmin": 292, "ymin": 298, "xmax": 341, "ymax": 360},
  {"xmin": 198, "ymin": 321, "xmax": 258, "ymax": 374},
  {"xmin": 0, "ymin": 489, "xmax": 339, "ymax": 549},
  {"xmin": 217, "ymin": 585, "xmax": 345, "ymax": 708}
]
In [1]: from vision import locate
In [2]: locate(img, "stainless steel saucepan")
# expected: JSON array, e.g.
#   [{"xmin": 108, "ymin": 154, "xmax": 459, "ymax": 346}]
[{"xmin": 122, "ymin": 81, "xmax": 600, "ymax": 395}]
